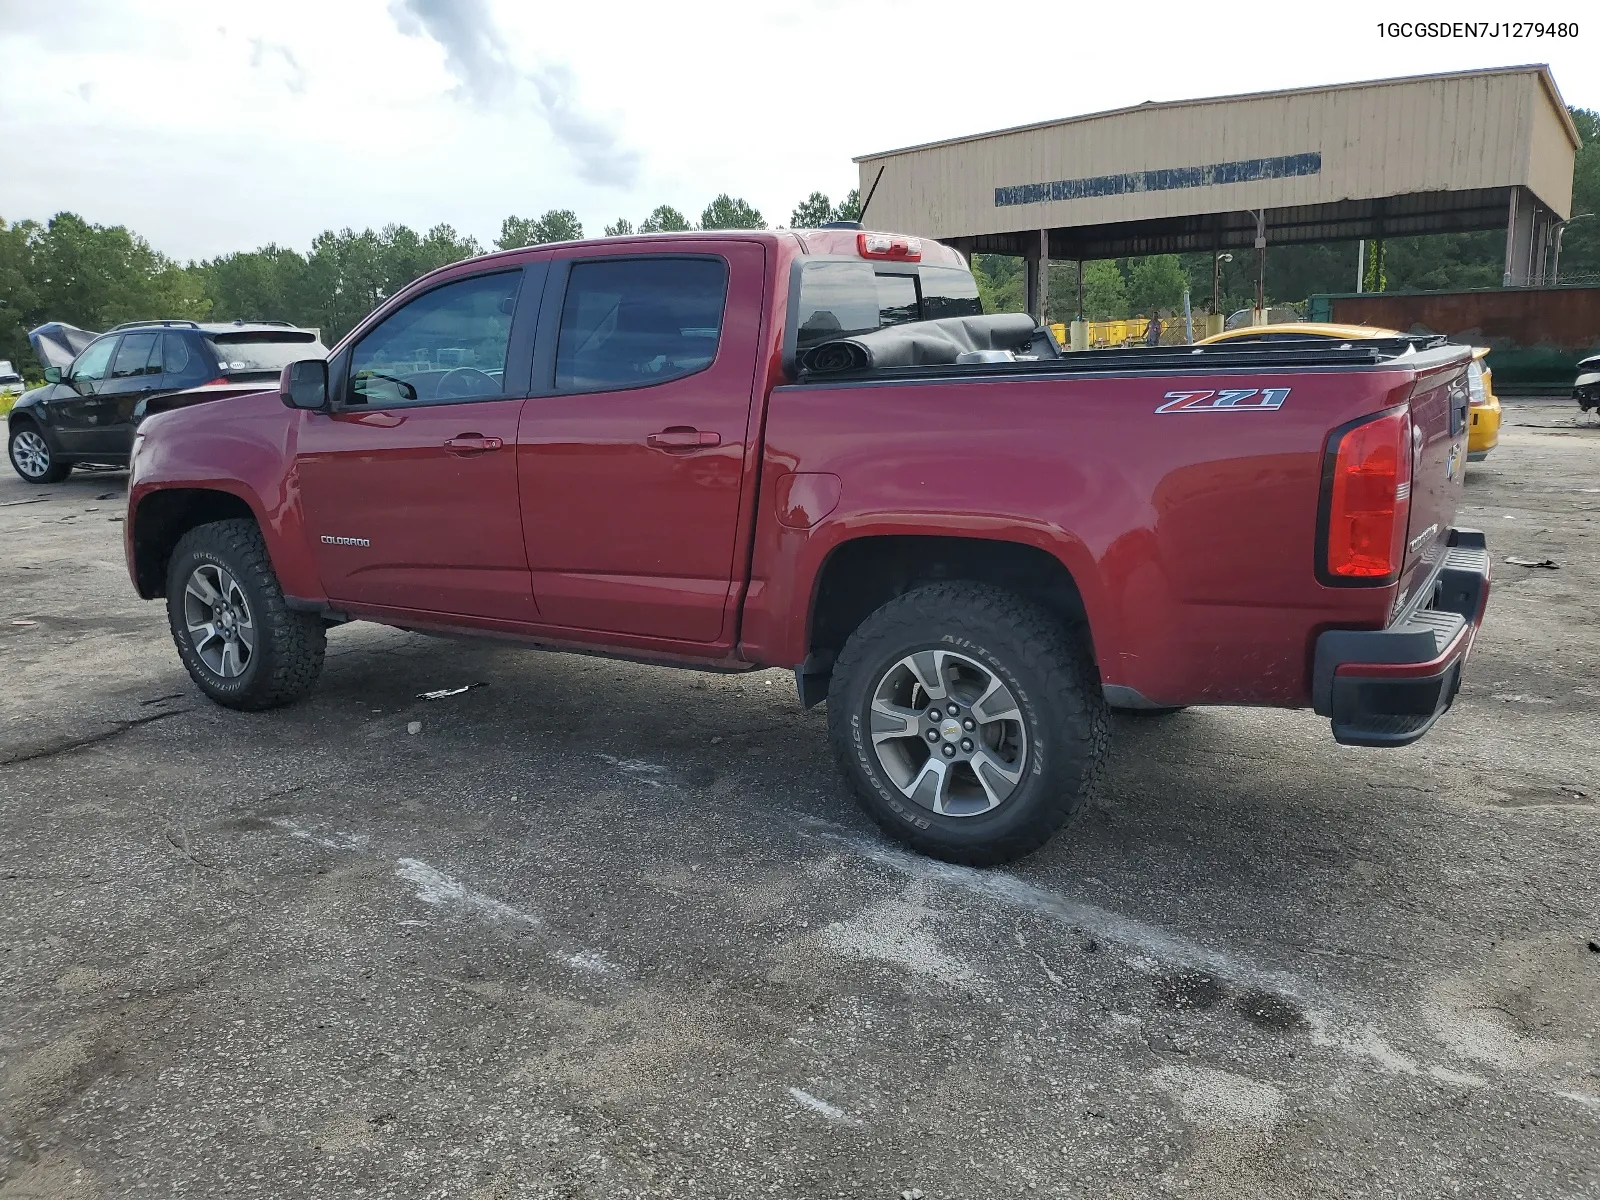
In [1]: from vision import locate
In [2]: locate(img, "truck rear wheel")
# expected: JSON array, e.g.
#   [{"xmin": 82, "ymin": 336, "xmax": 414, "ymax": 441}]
[
  {"xmin": 165, "ymin": 518, "xmax": 326, "ymax": 711},
  {"xmin": 827, "ymin": 582, "xmax": 1108, "ymax": 866}
]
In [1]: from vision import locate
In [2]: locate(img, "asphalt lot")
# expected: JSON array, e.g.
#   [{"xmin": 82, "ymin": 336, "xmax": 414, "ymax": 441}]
[{"xmin": 2, "ymin": 399, "xmax": 1598, "ymax": 1199}]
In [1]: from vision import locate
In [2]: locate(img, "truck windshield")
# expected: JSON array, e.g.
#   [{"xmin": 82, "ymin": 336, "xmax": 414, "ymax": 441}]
[{"xmin": 794, "ymin": 261, "xmax": 983, "ymax": 348}]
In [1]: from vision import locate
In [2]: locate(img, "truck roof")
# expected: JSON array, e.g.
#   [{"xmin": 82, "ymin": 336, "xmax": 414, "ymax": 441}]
[{"xmin": 409, "ymin": 228, "xmax": 971, "ymax": 282}]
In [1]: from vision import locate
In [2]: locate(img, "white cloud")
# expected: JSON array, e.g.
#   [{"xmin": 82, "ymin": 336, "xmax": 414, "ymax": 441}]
[
  {"xmin": 0, "ymin": 0, "xmax": 1592, "ymax": 261},
  {"xmin": 386, "ymin": 0, "xmax": 639, "ymax": 186}
]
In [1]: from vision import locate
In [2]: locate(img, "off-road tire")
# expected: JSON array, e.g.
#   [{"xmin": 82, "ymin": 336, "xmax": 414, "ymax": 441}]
[
  {"xmin": 8, "ymin": 419, "xmax": 72, "ymax": 484},
  {"xmin": 827, "ymin": 582, "xmax": 1109, "ymax": 866},
  {"xmin": 165, "ymin": 518, "xmax": 325, "ymax": 711}
]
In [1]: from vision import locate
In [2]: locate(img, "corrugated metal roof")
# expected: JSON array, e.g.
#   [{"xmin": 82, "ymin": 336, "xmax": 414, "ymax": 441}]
[{"xmin": 854, "ymin": 65, "xmax": 1581, "ymax": 162}]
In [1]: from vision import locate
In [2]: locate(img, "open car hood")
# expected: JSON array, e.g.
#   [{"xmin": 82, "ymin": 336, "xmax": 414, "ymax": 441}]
[{"xmin": 28, "ymin": 322, "xmax": 100, "ymax": 371}]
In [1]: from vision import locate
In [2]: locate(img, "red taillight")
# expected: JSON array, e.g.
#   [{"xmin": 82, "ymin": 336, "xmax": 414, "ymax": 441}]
[
  {"xmin": 857, "ymin": 232, "xmax": 921, "ymax": 261},
  {"xmin": 203, "ymin": 376, "xmax": 228, "ymax": 387},
  {"xmin": 1325, "ymin": 409, "xmax": 1411, "ymax": 580}
]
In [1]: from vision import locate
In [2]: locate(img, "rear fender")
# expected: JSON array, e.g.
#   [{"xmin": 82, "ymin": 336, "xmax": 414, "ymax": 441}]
[{"xmin": 744, "ymin": 513, "xmax": 1115, "ymax": 672}]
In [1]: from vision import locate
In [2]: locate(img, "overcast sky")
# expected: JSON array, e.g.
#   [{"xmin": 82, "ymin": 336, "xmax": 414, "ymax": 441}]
[{"xmin": 0, "ymin": 0, "xmax": 1592, "ymax": 263}]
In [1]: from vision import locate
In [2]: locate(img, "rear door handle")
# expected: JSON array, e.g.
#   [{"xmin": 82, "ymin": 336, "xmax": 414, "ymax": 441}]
[
  {"xmin": 444, "ymin": 434, "xmax": 503, "ymax": 454},
  {"xmin": 646, "ymin": 427, "xmax": 720, "ymax": 450}
]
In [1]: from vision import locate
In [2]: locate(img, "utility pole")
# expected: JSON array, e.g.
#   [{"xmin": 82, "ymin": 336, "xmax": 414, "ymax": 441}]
[
  {"xmin": 1210, "ymin": 251, "xmax": 1232, "ymax": 337},
  {"xmin": 1254, "ymin": 209, "xmax": 1267, "ymax": 320},
  {"xmin": 1037, "ymin": 228, "xmax": 1049, "ymax": 325},
  {"xmin": 1355, "ymin": 240, "xmax": 1365, "ymax": 293}
]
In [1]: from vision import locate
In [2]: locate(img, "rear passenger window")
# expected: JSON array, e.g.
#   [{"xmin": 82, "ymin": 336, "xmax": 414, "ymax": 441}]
[
  {"xmin": 111, "ymin": 332, "xmax": 160, "ymax": 378},
  {"xmin": 555, "ymin": 257, "xmax": 728, "ymax": 392},
  {"xmin": 160, "ymin": 334, "xmax": 192, "ymax": 376}
]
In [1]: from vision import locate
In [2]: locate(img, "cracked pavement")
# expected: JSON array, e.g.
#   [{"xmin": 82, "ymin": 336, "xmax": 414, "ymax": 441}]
[{"xmin": 1, "ymin": 400, "xmax": 1598, "ymax": 1198}]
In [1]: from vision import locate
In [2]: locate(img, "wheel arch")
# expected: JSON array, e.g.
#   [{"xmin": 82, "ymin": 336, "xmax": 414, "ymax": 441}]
[
  {"xmin": 7, "ymin": 401, "xmax": 53, "ymax": 444},
  {"xmin": 800, "ymin": 533, "xmax": 1104, "ymax": 692},
  {"xmin": 130, "ymin": 486, "xmax": 263, "ymax": 599}
]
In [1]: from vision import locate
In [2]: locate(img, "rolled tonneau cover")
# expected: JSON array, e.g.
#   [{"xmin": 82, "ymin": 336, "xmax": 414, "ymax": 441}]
[{"xmin": 799, "ymin": 314, "xmax": 1043, "ymax": 374}]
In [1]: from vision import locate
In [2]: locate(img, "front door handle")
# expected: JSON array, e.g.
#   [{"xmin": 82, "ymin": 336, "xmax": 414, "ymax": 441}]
[
  {"xmin": 646, "ymin": 427, "xmax": 720, "ymax": 450},
  {"xmin": 444, "ymin": 434, "xmax": 503, "ymax": 454}
]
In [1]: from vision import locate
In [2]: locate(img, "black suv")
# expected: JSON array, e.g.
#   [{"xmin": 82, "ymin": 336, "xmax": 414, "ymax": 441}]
[{"xmin": 7, "ymin": 320, "xmax": 327, "ymax": 484}]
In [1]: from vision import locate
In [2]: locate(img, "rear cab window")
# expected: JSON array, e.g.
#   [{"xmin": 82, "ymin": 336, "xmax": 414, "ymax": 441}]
[{"xmin": 793, "ymin": 260, "xmax": 984, "ymax": 349}]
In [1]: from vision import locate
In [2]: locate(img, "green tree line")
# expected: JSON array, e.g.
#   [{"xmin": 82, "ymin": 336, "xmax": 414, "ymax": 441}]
[{"xmin": 0, "ymin": 188, "xmax": 862, "ymax": 378}]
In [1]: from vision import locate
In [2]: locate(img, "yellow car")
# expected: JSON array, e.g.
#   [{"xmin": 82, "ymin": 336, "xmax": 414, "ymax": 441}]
[
  {"xmin": 1196, "ymin": 323, "xmax": 1500, "ymax": 461},
  {"xmin": 1464, "ymin": 347, "xmax": 1501, "ymax": 461}
]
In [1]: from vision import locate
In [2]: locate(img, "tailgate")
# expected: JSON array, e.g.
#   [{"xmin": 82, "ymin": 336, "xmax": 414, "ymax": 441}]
[{"xmin": 1398, "ymin": 349, "xmax": 1472, "ymax": 607}]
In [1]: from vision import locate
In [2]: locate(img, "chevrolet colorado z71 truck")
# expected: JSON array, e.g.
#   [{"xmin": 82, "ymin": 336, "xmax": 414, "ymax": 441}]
[{"xmin": 125, "ymin": 229, "xmax": 1490, "ymax": 864}]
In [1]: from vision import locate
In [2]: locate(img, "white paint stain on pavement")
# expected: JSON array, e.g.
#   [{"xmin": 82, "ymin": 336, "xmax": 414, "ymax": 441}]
[
  {"xmin": 1151, "ymin": 1064, "xmax": 1286, "ymax": 1128},
  {"xmin": 564, "ymin": 949, "xmax": 619, "ymax": 975},
  {"xmin": 597, "ymin": 753, "xmax": 667, "ymax": 787},
  {"xmin": 787, "ymin": 1087, "xmax": 861, "ymax": 1125},
  {"xmin": 395, "ymin": 858, "xmax": 539, "ymax": 926},
  {"xmin": 806, "ymin": 822, "xmax": 1504, "ymax": 1090},
  {"xmin": 815, "ymin": 897, "xmax": 975, "ymax": 987},
  {"xmin": 1307, "ymin": 1014, "xmax": 1488, "ymax": 1087},
  {"xmin": 811, "ymin": 825, "xmax": 1296, "ymax": 996},
  {"xmin": 269, "ymin": 818, "xmax": 369, "ymax": 852}
]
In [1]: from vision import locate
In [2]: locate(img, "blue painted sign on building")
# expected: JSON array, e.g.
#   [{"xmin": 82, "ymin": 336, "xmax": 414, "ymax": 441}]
[{"xmin": 995, "ymin": 153, "xmax": 1322, "ymax": 208}]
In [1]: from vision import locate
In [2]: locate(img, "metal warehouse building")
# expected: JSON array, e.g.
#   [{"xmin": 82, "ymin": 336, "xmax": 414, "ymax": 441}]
[{"xmin": 853, "ymin": 66, "xmax": 1580, "ymax": 331}]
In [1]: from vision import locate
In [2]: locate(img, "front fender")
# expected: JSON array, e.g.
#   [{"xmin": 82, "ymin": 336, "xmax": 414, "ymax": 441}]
[
  {"xmin": 7, "ymin": 385, "xmax": 62, "ymax": 427},
  {"xmin": 127, "ymin": 396, "xmax": 325, "ymax": 604}
]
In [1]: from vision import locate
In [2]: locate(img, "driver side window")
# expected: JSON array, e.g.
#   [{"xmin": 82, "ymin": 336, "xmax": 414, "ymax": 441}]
[
  {"xmin": 69, "ymin": 336, "xmax": 118, "ymax": 387},
  {"xmin": 348, "ymin": 271, "xmax": 521, "ymax": 407}
]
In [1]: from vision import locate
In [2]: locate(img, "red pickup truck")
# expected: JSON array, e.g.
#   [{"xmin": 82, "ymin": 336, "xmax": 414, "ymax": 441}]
[{"xmin": 125, "ymin": 228, "xmax": 1490, "ymax": 865}]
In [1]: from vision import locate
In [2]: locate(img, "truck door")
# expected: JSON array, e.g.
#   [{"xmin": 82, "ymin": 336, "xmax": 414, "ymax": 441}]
[
  {"xmin": 516, "ymin": 242, "xmax": 766, "ymax": 645},
  {"xmin": 294, "ymin": 267, "xmax": 539, "ymax": 622}
]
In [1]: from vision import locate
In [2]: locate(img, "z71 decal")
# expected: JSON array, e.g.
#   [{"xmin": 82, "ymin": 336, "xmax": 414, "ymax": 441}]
[{"xmin": 1156, "ymin": 387, "xmax": 1290, "ymax": 413}]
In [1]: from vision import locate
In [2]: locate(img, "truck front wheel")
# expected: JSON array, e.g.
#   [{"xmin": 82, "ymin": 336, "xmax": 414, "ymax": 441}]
[
  {"xmin": 827, "ymin": 582, "xmax": 1108, "ymax": 866},
  {"xmin": 165, "ymin": 518, "xmax": 326, "ymax": 711}
]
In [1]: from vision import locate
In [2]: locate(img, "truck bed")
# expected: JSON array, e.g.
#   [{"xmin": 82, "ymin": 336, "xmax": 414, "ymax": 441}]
[{"xmin": 750, "ymin": 339, "xmax": 1473, "ymax": 712}]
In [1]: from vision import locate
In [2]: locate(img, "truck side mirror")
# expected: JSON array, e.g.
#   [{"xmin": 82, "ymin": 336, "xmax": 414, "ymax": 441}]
[
  {"xmin": 280, "ymin": 359, "xmax": 329, "ymax": 411},
  {"xmin": 43, "ymin": 366, "xmax": 61, "ymax": 384}
]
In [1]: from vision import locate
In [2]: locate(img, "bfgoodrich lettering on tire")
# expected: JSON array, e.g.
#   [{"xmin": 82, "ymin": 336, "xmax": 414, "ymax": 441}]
[
  {"xmin": 827, "ymin": 582, "xmax": 1108, "ymax": 866},
  {"xmin": 165, "ymin": 518, "xmax": 326, "ymax": 711}
]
